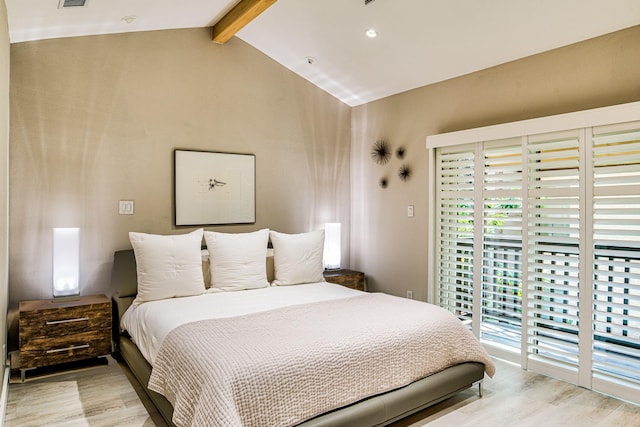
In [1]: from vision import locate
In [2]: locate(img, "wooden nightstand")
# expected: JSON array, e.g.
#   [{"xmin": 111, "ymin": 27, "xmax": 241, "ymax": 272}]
[
  {"xmin": 323, "ymin": 269, "xmax": 367, "ymax": 291},
  {"xmin": 19, "ymin": 294, "xmax": 112, "ymax": 381}
]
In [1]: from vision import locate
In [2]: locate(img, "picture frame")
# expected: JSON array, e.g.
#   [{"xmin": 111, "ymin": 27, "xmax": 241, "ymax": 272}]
[{"xmin": 174, "ymin": 149, "xmax": 256, "ymax": 226}]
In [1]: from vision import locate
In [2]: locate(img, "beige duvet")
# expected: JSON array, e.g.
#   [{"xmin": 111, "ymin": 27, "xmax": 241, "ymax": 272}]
[{"xmin": 148, "ymin": 292, "xmax": 495, "ymax": 427}]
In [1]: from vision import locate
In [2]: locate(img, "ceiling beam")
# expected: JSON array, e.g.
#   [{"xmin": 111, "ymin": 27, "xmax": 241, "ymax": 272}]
[{"xmin": 212, "ymin": 0, "xmax": 277, "ymax": 44}]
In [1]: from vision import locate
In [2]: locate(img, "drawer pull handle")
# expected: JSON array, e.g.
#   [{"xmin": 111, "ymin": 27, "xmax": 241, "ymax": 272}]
[
  {"xmin": 46, "ymin": 344, "xmax": 90, "ymax": 354},
  {"xmin": 46, "ymin": 317, "xmax": 89, "ymax": 325}
]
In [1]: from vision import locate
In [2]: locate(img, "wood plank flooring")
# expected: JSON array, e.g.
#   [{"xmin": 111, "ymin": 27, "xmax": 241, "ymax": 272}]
[
  {"xmin": 392, "ymin": 359, "xmax": 640, "ymax": 427},
  {"xmin": 4, "ymin": 357, "xmax": 640, "ymax": 426},
  {"xmin": 4, "ymin": 356, "xmax": 165, "ymax": 427}
]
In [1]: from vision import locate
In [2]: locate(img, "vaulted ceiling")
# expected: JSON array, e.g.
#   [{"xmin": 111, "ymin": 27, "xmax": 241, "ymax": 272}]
[{"xmin": 6, "ymin": 0, "xmax": 640, "ymax": 106}]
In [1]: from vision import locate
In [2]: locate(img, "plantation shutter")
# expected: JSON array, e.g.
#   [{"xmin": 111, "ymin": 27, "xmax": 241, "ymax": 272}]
[
  {"xmin": 481, "ymin": 140, "xmax": 523, "ymax": 349},
  {"xmin": 591, "ymin": 124, "xmax": 640, "ymax": 400},
  {"xmin": 429, "ymin": 103, "xmax": 640, "ymax": 404},
  {"xmin": 525, "ymin": 130, "xmax": 583, "ymax": 382},
  {"xmin": 436, "ymin": 146, "xmax": 476, "ymax": 321}
]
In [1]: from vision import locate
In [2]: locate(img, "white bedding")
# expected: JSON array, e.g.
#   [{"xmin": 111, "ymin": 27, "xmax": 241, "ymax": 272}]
[
  {"xmin": 147, "ymin": 292, "xmax": 496, "ymax": 427},
  {"xmin": 121, "ymin": 281, "xmax": 362, "ymax": 365}
]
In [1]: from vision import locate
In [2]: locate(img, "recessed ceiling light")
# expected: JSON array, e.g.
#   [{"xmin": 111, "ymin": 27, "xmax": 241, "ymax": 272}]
[
  {"xmin": 122, "ymin": 16, "xmax": 137, "ymax": 24},
  {"xmin": 305, "ymin": 56, "xmax": 316, "ymax": 65},
  {"xmin": 365, "ymin": 28, "xmax": 378, "ymax": 38}
]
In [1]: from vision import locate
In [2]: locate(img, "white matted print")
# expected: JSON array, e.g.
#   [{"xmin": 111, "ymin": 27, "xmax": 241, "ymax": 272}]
[{"xmin": 174, "ymin": 150, "xmax": 256, "ymax": 225}]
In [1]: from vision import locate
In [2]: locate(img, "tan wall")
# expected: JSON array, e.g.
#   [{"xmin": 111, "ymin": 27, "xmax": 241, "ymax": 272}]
[
  {"xmin": 9, "ymin": 23, "xmax": 640, "ymax": 313},
  {"xmin": 0, "ymin": 0, "xmax": 9, "ymax": 373},
  {"xmin": 351, "ymin": 25, "xmax": 640, "ymax": 300},
  {"xmin": 9, "ymin": 28, "xmax": 351, "ymax": 307}
]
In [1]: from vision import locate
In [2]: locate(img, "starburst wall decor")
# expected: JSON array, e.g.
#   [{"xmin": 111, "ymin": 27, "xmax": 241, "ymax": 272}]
[
  {"xmin": 371, "ymin": 140, "xmax": 413, "ymax": 188},
  {"xmin": 399, "ymin": 164, "xmax": 412, "ymax": 181},
  {"xmin": 371, "ymin": 140, "xmax": 391, "ymax": 165}
]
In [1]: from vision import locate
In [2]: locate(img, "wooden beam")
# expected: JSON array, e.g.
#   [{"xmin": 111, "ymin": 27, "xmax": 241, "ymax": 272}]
[{"xmin": 212, "ymin": 0, "xmax": 277, "ymax": 44}]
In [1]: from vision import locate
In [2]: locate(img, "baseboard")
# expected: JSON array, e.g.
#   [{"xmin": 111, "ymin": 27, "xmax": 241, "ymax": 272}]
[{"xmin": 0, "ymin": 366, "xmax": 9, "ymax": 427}]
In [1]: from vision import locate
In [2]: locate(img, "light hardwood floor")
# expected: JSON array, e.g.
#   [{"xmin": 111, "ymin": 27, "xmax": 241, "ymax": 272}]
[
  {"xmin": 4, "ymin": 356, "xmax": 165, "ymax": 427},
  {"xmin": 4, "ymin": 357, "xmax": 640, "ymax": 426}
]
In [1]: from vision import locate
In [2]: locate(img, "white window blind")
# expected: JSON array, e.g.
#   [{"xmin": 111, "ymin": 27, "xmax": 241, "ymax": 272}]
[
  {"xmin": 428, "ymin": 103, "xmax": 640, "ymax": 404},
  {"xmin": 526, "ymin": 131, "xmax": 582, "ymax": 382},
  {"xmin": 591, "ymin": 125, "xmax": 640, "ymax": 398},
  {"xmin": 481, "ymin": 140, "xmax": 523, "ymax": 350},
  {"xmin": 436, "ymin": 147, "xmax": 475, "ymax": 321}
]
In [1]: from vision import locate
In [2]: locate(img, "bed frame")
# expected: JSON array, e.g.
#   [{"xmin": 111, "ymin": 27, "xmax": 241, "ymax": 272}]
[{"xmin": 111, "ymin": 249, "xmax": 485, "ymax": 427}]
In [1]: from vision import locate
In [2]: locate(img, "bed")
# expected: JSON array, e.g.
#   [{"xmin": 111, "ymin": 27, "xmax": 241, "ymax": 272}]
[{"xmin": 111, "ymin": 228, "xmax": 494, "ymax": 427}]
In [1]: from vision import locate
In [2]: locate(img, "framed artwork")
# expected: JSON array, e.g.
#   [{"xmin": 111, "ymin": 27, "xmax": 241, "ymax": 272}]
[{"xmin": 174, "ymin": 149, "xmax": 256, "ymax": 226}]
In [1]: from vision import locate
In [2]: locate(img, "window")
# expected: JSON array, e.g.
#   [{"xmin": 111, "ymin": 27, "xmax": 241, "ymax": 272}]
[{"xmin": 427, "ymin": 102, "xmax": 640, "ymax": 404}]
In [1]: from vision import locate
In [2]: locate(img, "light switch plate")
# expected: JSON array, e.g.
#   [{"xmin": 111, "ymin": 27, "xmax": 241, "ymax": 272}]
[
  {"xmin": 407, "ymin": 205, "xmax": 414, "ymax": 217},
  {"xmin": 119, "ymin": 200, "xmax": 134, "ymax": 215}
]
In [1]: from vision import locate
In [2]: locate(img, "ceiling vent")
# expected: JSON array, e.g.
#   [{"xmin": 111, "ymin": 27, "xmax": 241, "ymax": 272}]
[{"xmin": 58, "ymin": 0, "xmax": 88, "ymax": 8}]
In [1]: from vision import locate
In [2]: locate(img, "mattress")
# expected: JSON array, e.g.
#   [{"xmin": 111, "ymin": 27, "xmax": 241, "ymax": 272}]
[{"xmin": 121, "ymin": 281, "xmax": 362, "ymax": 365}]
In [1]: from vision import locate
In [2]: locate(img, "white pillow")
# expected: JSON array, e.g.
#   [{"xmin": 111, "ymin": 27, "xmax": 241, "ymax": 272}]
[
  {"xmin": 204, "ymin": 229, "xmax": 270, "ymax": 291},
  {"xmin": 270, "ymin": 229, "xmax": 325, "ymax": 286},
  {"xmin": 129, "ymin": 228, "xmax": 205, "ymax": 306}
]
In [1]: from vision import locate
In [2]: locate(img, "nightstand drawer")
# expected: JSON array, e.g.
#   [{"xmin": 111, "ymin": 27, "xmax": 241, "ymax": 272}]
[
  {"xmin": 19, "ymin": 331, "xmax": 111, "ymax": 369},
  {"xmin": 20, "ymin": 304, "xmax": 111, "ymax": 339}
]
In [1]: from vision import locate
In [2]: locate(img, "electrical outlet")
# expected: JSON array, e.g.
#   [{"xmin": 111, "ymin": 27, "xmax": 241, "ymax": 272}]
[
  {"xmin": 407, "ymin": 205, "xmax": 414, "ymax": 217},
  {"xmin": 406, "ymin": 290, "xmax": 413, "ymax": 299}
]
